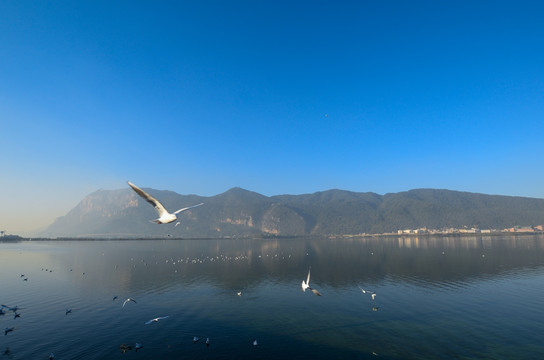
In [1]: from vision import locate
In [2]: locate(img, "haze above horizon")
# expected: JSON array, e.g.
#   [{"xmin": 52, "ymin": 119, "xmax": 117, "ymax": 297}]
[{"xmin": 1, "ymin": 1, "xmax": 543, "ymax": 235}]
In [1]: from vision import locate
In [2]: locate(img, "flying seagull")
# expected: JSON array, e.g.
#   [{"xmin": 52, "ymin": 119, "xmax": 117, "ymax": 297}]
[
  {"xmin": 122, "ymin": 298, "xmax": 137, "ymax": 308},
  {"xmin": 301, "ymin": 266, "xmax": 311, "ymax": 292},
  {"xmin": 127, "ymin": 181, "xmax": 203, "ymax": 224},
  {"xmin": 359, "ymin": 287, "xmax": 376, "ymax": 300},
  {"xmin": 301, "ymin": 266, "xmax": 322, "ymax": 296},
  {"xmin": 145, "ymin": 316, "xmax": 169, "ymax": 325}
]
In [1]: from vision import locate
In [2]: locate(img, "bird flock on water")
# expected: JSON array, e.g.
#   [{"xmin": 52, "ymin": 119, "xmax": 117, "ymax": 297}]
[{"xmin": 1, "ymin": 181, "xmax": 381, "ymax": 357}]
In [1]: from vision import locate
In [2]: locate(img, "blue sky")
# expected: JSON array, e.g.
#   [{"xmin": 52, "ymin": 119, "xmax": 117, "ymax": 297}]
[{"xmin": 1, "ymin": 1, "xmax": 543, "ymax": 234}]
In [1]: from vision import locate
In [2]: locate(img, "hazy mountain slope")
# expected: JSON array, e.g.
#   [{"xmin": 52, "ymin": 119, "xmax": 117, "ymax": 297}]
[
  {"xmin": 374, "ymin": 189, "xmax": 544, "ymax": 233},
  {"xmin": 42, "ymin": 187, "xmax": 544, "ymax": 238}
]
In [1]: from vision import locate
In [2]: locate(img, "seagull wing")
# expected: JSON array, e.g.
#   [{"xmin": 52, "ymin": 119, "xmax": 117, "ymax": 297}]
[
  {"xmin": 128, "ymin": 181, "xmax": 169, "ymax": 217},
  {"xmin": 122, "ymin": 298, "xmax": 136, "ymax": 307},
  {"xmin": 173, "ymin": 203, "xmax": 204, "ymax": 215},
  {"xmin": 145, "ymin": 316, "xmax": 168, "ymax": 324},
  {"xmin": 311, "ymin": 288, "xmax": 322, "ymax": 296},
  {"xmin": 306, "ymin": 266, "xmax": 311, "ymax": 285}
]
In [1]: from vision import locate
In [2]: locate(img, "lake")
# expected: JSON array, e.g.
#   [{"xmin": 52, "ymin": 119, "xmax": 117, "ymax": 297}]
[{"xmin": 1, "ymin": 235, "xmax": 543, "ymax": 359}]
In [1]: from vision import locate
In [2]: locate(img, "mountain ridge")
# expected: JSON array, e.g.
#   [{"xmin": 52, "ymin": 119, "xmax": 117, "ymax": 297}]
[{"xmin": 42, "ymin": 187, "xmax": 544, "ymax": 238}]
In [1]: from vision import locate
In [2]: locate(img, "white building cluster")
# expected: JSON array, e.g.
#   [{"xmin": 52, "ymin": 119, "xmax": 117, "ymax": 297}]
[{"xmin": 397, "ymin": 225, "xmax": 544, "ymax": 235}]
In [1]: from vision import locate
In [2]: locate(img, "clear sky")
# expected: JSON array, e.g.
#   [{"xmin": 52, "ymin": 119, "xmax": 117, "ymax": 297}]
[{"xmin": 1, "ymin": 1, "xmax": 543, "ymax": 235}]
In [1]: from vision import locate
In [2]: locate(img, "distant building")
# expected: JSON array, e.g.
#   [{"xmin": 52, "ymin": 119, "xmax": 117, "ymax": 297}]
[
  {"xmin": 459, "ymin": 228, "xmax": 479, "ymax": 233},
  {"xmin": 507, "ymin": 226, "xmax": 535, "ymax": 233}
]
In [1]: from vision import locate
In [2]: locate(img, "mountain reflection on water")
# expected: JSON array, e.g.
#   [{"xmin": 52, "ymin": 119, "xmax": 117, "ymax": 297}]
[
  {"xmin": 10, "ymin": 234, "xmax": 544, "ymax": 292},
  {"xmin": 1, "ymin": 235, "xmax": 543, "ymax": 359}
]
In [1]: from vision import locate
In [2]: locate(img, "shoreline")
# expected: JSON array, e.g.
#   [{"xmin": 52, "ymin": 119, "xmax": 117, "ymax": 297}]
[{"xmin": 2, "ymin": 231, "xmax": 544, "ymax": 242}]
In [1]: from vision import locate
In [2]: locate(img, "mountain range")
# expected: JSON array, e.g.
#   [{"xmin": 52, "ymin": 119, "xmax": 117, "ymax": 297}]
[{"xmin": 42, "ymin": 187, "xmax": 544, "ymax": 238}]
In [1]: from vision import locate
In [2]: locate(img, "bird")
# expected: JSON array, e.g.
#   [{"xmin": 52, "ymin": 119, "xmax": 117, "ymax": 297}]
[
  {"xmin": 237, "ymin": 291, "xmax": 242, "ymax": 296},
  {"xmin": 206, "ymin": 338, "xmax": 210, "ymax": 347},
  {"xmin": 127, "ymin": 181, "xmax": 203, "ymax": 224},
  {"xmin": 301, "ymin": 266, "xmax": 322, "ymax": 296},
  {"xmin": 135, "ymin": 343, "xmax": 143, "ymax": 351},
  {"xmin": 122, "ymin": 298, "xmax": 137, "ymax": 308},
  {"xmin": 4, "ymin": 327, "xmax": 14, "ymax": 336},
  {"xmin": 112, "ymin": 296, "xmax": 118, "ymax": 301},
  {"xmin": 301, "ymin": 266, "xmax": 311, "ymax": 292},
  {"xmin": 6, "ymin": 305, "xmax": 23, "ymax": 312},
  {"xmin": 193, "ymin": 336, "xmax": 200, "ymax": 343},
  {"xmin": 359, "ymin": 287, "xmax": 376, "ymax": 300},
  {"xmin": 13, "ymin": 312, "xmax": 21, "ymax": 319},
  {"xmin": 65, "ymin": 309, "xmax": 72, "ymax": 315},
  {"xmin": 49, "ymin": 353, "xmax": 54, "ymax": 360},
  {"xmin": 119, "ymin": 344, "xmax": 132, "ymax": 353},
  {"xmin": 175, "ymin": 222, "xmax": 181, "ymax": 227},
  {"xmin": 145, "ymin": 316, "xmax": 169, "ymax": 325},
  {"xmin": 253, "ymin": 340, "xmax": 258, "ymax": 346}
]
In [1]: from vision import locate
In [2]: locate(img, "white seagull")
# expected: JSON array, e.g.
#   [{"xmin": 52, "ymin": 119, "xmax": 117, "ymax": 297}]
[
  {"xmin": 301, "ymin": 266, "xmax": 311, "ymax": 292},
  {"xmin": 122, "ymin": 298, "xmax": 137, "ymax": 308},
  {"xmin": 128, "ymin": 181, "xmax": 203, "ymax": 224},
  {"xmin": 301, "ymin": 266, "xmax": 322, "ymax": 296},
  {"xmin": 359, "ymin": 287, "xmax": 376, "ymax": 300},
  {"xmin": 145, "ymin": 316, "xmax": 169, "ymax": 325}
]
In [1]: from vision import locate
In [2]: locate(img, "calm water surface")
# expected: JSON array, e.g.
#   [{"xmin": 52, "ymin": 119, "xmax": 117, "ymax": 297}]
[{"xmin": 1, "ymin": 235, "xmax": 543, "ymax": 359}]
